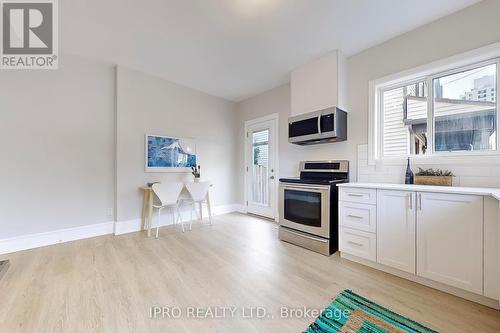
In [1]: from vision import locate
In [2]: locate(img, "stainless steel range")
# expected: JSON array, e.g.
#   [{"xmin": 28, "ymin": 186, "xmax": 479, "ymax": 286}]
[{"xmin": 278, "ymin": 160, "xmax": 349, "ymax": 256}]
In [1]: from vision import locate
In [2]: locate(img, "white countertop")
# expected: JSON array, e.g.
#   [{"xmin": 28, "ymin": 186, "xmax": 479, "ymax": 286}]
[{"xmin": 338, "ymin": 182, "xmax": 500, "ymax": 201}]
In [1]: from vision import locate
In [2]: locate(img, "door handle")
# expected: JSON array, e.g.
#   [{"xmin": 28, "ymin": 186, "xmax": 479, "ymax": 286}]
[
  {"xmin": 270, "ymin": 176, "xmax": 275, "ymax": 180},
  {"xmin": 347, "ymin": 193, "xmax": 363, "ymax": 197},
  {"xmin": 347, "ymin": 240, "xmax": 363, "ymax": 247},
  {"xmin": 418, "ymin": 193, "xmax": 422, "ymax": 211},
  {"xmin": 408, "ymin": 193, "xmax": 412, "ymax": 210},
  {"xmin": 347, "ymin": 214, "xmax": 363, "ymax": 219}
]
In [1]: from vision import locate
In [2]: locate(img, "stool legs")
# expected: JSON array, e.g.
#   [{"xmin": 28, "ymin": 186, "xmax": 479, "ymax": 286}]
[{"xmin": 156, "ymin": 207, "xmax": 162, "ymax": 239}]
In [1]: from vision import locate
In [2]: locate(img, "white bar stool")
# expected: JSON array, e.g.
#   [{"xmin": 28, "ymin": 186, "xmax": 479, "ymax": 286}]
[
  {"xmin": 151, "ymin": 182, "xmax": 184, "ymax": 237},
  {"xmin": 183, "ymin": 181, "xmax": 212, "ymax": 230}
]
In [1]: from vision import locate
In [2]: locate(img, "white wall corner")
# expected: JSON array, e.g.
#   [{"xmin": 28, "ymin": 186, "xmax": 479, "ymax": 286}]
[
  {"xmin": 337, "ymin": 50, "xmax": 347, "ymax": 111},
  {"xmin": 114, "ymin": 218, "xmax": 142, "ymax": 235},
  {"xmin": 0, "ymin": 221, "xmax": 114, "ymax": 255}
]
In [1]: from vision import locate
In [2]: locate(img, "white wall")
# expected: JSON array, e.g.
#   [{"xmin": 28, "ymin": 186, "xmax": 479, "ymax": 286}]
[
  {"xmin": 235, "ymin": 83, "xmax": 356, "ymax": 203},
  {"xmin": 0, "ymin": 55, "xmax": 115, "ymax": 239},
  {"xmin": 116, "ymin": 66, "xmax": 238, "ymax": 225},
  {"xmin": 291, "ymin": 50, "xmax": 344, "ymax": 115},
  {"xmin": 0, "ymin": 61, "xmax": 239, "ymax": 247},
  {"xmin": 235, "ymin": 0, "xmax": 500, "ymax": 202}
]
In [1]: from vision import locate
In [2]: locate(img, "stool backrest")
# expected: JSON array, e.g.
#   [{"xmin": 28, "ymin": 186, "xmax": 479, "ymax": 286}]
[
  {"xmin": 185, "ymin": 181, "xmax": 211, "ymax": 202},
  {"xmin": 152, "ymin": 182, "xmax": 184, "ymax": 206}
]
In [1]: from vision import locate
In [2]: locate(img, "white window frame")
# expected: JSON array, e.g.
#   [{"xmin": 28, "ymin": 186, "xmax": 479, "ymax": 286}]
[{"xmin": 369, "ymin": 42, "xmax": 500, "ymax": 165}]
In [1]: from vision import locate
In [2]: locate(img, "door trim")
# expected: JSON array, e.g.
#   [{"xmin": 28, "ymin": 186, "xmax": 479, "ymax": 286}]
[{"xmin": 244, "ymin": 113, "xmax": 279, "ymax": 222}]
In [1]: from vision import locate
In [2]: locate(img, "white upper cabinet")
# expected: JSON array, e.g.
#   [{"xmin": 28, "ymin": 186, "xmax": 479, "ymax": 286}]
[
  {"xmin": 377, "ymin": 190, "xmax": 416, "ymax": 274},
  {"xmin": 290, "ymin": 50, "xmax": 346, "ymax": 116},
  {"xmin": 416, "ymin": 192, "xmax": 483, "ymax": 294}
]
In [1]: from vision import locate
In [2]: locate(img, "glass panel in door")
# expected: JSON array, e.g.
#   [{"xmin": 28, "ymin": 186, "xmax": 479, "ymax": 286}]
[
  {"xmin": 246, "ymin": 117, "xmax": 276, "ymax": 219},
  {"xmin": 252, "ymin": 129, "xmax": 269, "ymax": 206}
]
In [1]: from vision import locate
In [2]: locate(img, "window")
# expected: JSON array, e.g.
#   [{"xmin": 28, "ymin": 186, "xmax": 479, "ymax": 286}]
[
  {"xmin": 433, "ymin": 63, "xmax": 496, "ymax": 152},
  {"xmin": 375, "ymin": 58, "xmax": 498, "ymax": 160},
  {"xmin": 382, "ymin": 81, "xmax": 429, "ymax": 157}
]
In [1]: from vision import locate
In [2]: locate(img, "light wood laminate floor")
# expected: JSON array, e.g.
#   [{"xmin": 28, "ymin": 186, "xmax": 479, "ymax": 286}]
[{"xmin": 1, "ymin": 213, "xmax": 499, "ymax": 332}]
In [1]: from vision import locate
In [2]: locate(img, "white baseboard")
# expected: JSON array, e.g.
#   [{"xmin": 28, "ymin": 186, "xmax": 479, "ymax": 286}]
[
  {"xmin": 341, "ymin": 252, "xmax": 500, "ymax": 309},
  {"xmin": 114, "ymin": 203, "xmax": 244, "ymax": 235},
  {"xmin": 0, "ymin": 221, "xmax": 114, "ymax": 255},
  {"xmin": 236, "ymin": 204, "xmax": 247, "ymax": 214},
  {"xmin": 0, "ymin": 204, "xmax": 244, "ymax": 254},
  {"xmin": 114, "ymin": 218, "xmax": 142, "ymax": 235}
]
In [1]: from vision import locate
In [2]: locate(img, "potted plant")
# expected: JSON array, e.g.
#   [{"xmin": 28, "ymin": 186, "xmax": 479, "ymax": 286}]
[
  {"xmin": 414, "ymin": 168, "xmax": 454, "ymax": 186},
  {"xmin": 191, "ymin": 164, "xmax": 201, "ymax": 182}
]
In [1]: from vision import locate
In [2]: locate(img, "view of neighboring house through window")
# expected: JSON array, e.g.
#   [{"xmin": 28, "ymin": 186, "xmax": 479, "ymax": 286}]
[
  {"xmin": 252, "ymin": 129, "xmax": 269, "ymax": 205},
  {"xmin": 433, "ymin": 63, "xmax": 496, "ymax": 152},
  {"xmin": 380, "ymin": 60, "xmax": 497, "ymax": 158},
  {"xmin": 382, "ymin": 81, "xmax": 428, "ymax": 157}
]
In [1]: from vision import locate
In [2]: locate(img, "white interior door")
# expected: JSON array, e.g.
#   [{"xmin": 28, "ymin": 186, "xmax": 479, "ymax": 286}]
[{"xmin": 245, "ymin": 116, "xmax": 277, "ymax": 219}]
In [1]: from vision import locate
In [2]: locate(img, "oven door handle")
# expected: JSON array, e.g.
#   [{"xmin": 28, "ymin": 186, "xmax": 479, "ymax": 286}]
[
  {"xmin": 317, "ymin": 113, "xmax": 322, "ymax": 135},
  {"xmin": 280, "ymin": 184, "xmax": 330, "ymax": 191},
  {"xmin": 283, "ymin": 228, "xmax": 328, "ymax": 243}
]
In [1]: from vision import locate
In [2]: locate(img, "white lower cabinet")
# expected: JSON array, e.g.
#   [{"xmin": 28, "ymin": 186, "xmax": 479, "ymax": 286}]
[
  {"xmin": 376, "ymin": 190, "xmax": 415, "ymax": 274},
  {"xmin": 339, "ymin": 192, "xmax": 377, "ymax": 261},
  {"xmin": 340, "ymin": 227, "xmax": 376, "ymax": 261},
  {"xmin": 339, "ymin": 186, "xmax": 491, "ymax": 300},
  {"xmin": 416, "ymin": 192, "xmax": 483, "ymax": 294},
  {"xmin": 339, "ymin": 201, "xmax": 376, "ymax": 233}
]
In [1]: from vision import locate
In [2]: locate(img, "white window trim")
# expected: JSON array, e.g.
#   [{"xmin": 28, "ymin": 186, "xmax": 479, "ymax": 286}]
[{"xmin": 368, "ymin": 41, "xmax": 500, "ymax": 166}]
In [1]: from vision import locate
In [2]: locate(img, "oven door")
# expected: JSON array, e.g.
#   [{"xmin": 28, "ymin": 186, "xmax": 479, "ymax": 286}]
[{"xmin": 279, "ymin": 183, "xmax": 330, "ymax": 238}]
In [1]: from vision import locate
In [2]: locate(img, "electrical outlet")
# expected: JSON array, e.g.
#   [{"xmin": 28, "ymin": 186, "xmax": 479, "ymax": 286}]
[{"xmin": 106, "ymin": 207, "xmax": 114, "ymax": 219}]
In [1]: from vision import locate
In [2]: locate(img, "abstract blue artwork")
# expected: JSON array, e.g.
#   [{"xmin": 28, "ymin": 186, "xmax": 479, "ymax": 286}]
[{"xmin": 146, "ymin": 135, "xmax": 196, "ymax": 172}]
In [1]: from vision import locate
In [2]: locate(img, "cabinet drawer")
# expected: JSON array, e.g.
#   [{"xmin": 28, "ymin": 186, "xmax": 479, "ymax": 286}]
[
  {"xmin": 339, "ymin": 202, "xmax": 376, "ymax": 233},
  {"xmin": 340, "ymin": 188, "xmax": 377, "ymax": 204},
  {"xmin": 340, "ymin": 227, "xmax": 376, "ymax": 262}
]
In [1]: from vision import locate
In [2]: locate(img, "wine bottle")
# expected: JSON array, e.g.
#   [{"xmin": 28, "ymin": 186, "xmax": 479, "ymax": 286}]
[{"xmin": 405, "ymin": 157, "xmax": 414, "ymax": 184}]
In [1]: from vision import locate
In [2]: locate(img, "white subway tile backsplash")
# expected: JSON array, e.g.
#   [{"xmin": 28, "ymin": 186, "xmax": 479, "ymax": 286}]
[
  {"xmin": 451, "ymin": 166, "xmax": 492, "ymax": 177},
  {"xmin": 491, "ymin": 166, "xmax": 500, "ymax": 176},
  {"xmin": 458, "ymin": 176, "xmax": 500, "ymax": 188},
  {"xmin": 357, "ymin": 144, "xmax": 368, "ymax": 152},
  {"xmin": 356, "ymin": 144, "xmax": 500, "ymax": 188}
]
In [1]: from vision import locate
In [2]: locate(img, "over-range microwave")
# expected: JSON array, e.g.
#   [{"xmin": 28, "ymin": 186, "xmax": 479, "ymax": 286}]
[{"xmin": 288, "ymin": 107, "xmax": 347, "ymax": 145}]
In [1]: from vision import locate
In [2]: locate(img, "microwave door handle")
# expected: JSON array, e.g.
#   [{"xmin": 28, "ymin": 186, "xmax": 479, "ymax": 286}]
[{"xmin": 317, "ymin": 114, "xmax": 322, "ymax": 134}]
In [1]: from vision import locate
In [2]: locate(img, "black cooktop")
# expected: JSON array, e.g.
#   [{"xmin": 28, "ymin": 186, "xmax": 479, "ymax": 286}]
[
  {"xmin": 279, "ymin": 162, "xmax": 349, "ymax": 186},
  {"xmin": 279, "ymin": 177, "xmax": 348, "ymax": 185}
]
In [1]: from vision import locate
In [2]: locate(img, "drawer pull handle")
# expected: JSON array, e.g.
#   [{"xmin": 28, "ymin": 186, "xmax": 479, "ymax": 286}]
[
  {"xmin": 347, "ymin": 214, "xmax": 363, "ymax": 219},
  {"xmin": 283, "ymin": 228, "xmax": 328, "ymax": 243},
  {"xmin": 347, "ymin": 240, "xmax": 363, "ymax": 247},
  {"xmin": 347, "ymin": 194, "xmax": 364, "ymax": 197}
]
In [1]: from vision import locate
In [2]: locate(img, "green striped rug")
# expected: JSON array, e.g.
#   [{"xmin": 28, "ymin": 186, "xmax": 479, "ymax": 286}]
[{"xmin": 305, "ymin": 290, "xmax": 438, "ymax": 333}]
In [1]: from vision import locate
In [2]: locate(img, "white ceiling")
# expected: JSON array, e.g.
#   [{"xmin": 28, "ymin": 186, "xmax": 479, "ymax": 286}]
[{"xmin": 61, "ymin": 0, "xmax": 481, "ymax": 101}]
